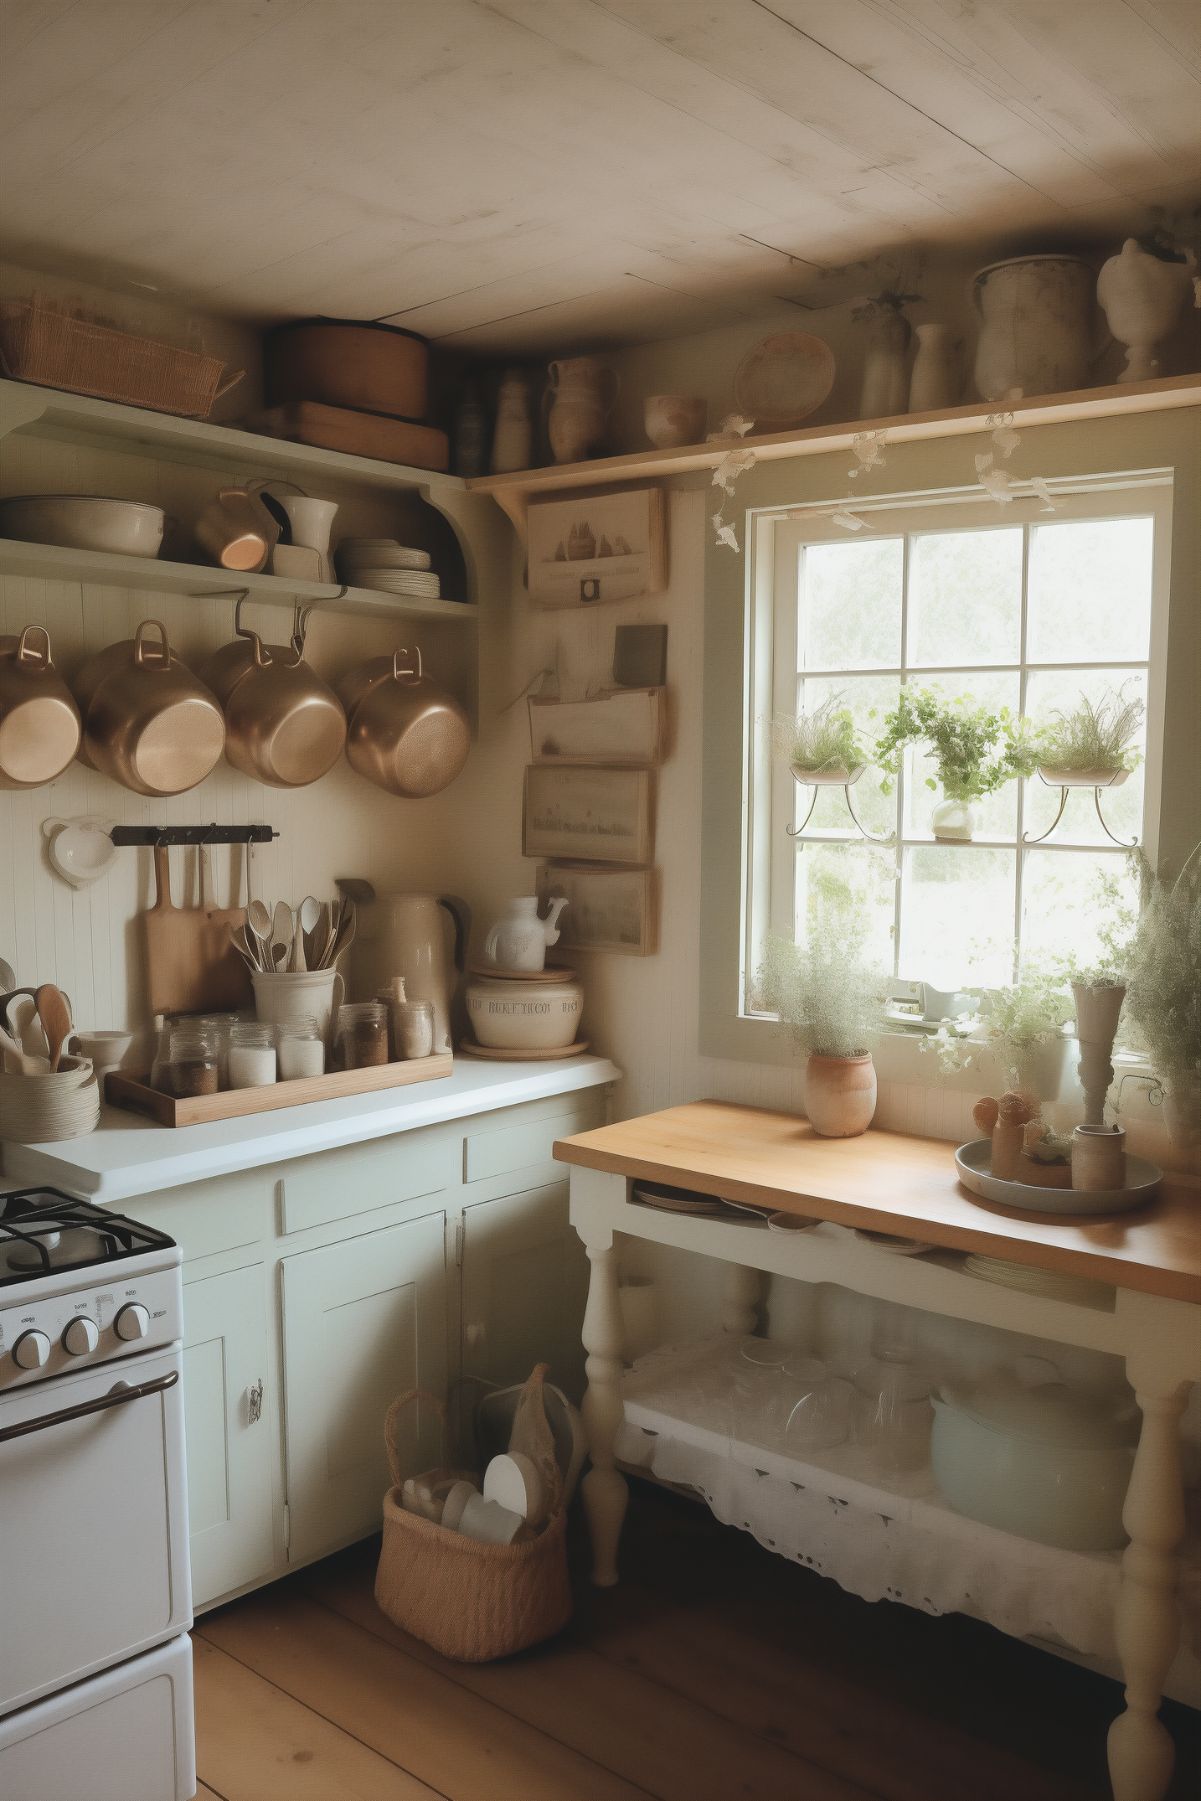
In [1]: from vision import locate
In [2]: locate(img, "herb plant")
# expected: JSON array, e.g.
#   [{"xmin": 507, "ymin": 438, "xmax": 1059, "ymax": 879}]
[
  {"xmin": 1059, "ymin": 863, "xmax": 1139, "ymax": 990},
  {"xmin": 1037, "ymin": 687, "xmax": 1144, "ymax": 774},
  {"xmin": 773, "ymin": 693, "xmax": 867, "ymax": 775},
  {"xmin": 872, "ymin": 689, "xmax": 1040, "ymax": 802},
  {"xmin": 758, "ymin": 924, "xmax": 883, "ymax": 1060},
  {"xmin": 1125, "ymin": 845, "xmax": 1201, "ymax": 1086}
]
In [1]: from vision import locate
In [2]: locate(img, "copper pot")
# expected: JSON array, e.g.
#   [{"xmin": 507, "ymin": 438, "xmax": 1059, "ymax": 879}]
[
  {"xmin": 202, "ymin": 602, "xmax": 346, "ymax": 788},
  {"xmin": 74, "ymin": 619, "xmax": 225, "ymax": 796},
  {"xmin": 194, "ymin": 478, "xmax": 286, "ymax": 573},
  {"xmin": 337, "ymin": 647, "xmax": 469, "ymax": 798},
  {"xmin": 0, "ymin": 626, "xmax": 81, "ymax": 789}
]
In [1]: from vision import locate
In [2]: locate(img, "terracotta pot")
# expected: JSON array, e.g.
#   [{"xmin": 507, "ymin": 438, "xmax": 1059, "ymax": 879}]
[
  {"xmin": 805, "ymin": 1052, "xmax": 877, "ymax": 1137},
  {"xmin": 545, "ymin": 357, "xmax": 616, "ymax": 463},
  {"xmin": 644, "ymin": 394, "xmax": 706, "ymax": 448}
]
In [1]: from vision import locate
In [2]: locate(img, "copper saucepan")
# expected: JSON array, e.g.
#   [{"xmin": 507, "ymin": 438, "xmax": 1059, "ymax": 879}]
[
  {"xmin": 0, "ymin": 625, "xmax": 81, "ymax": 789},
  {"xmin": 202, "ymin": 599, "xmax": 346, "ymax": 788},
  {"xmin": 74, "ymin": 619, "xmax": 225, "ymax": 796},
  {"xmin": 337, "ymin": 646, "xmax": 469, "ymax": 798}
]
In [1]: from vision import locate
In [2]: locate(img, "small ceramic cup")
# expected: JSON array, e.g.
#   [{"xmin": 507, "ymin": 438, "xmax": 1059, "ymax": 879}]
[
  {"xmin": 1071, "ymin": 1123, "xmax": 1126, "ymax": 1192},
  {"xmin": 457, "ymin": 1492, "xmax": 528, "ymax": 1545},
  {"xmin": 644, "ymin": 394, "xmax": 706, "ymax": 449}
]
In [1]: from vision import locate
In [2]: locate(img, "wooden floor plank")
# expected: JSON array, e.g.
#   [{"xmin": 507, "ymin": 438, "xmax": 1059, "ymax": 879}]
[
  {"xmin": 195, "ymin": 1785, "xmax": 225, "ymax": 1801},
  {"xmin": 198, "ymin": 1590, "xmax": 647, "ymax": 1801},
  {"xmin": 193, "ymin": 1637, "xmax": 442, "ymax": 1801},
  {"xmin": 303, "ymin": 1542, "xmax": 873, "ymax": 1801}
]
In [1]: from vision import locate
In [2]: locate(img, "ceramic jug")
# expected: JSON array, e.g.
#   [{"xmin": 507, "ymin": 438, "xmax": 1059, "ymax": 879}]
[
  {"xmin": 345, "ymin": 891, "xmax": 470, "ymax": 1055},
  {"xmin": 545, "ymin": 356, "xmax": 616, "ymax": 464},
  {"xmin": 1097, "ymin": 238, "xmax": 1194, "ymax": 382},
  {"xmin": 908, "ymin": 323, "xmax": 960, "ymax": 411},
  {"xmin": 972, "ymin": 255, "xmax": 1096, "ymax": 400},
  {"xmin": 857, "ymin": 302, "xmax": 910, "ymax": 420},
  {"xmin": 276, "ymin": 496, "xmax": 338, "ymax": 583},
  {"xmin": 483, "ymin": 896, "xmax": 569, "ymax": 972}
]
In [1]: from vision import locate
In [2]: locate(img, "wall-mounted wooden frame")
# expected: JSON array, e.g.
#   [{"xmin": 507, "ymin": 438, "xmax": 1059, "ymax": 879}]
[
  {"xmin": 526, "ymin": 484, "xmax": 667, "ymax": 608},
  {"xmin": 537, "ymin": 862, "xmax": 658, "ymax": 956},
  {"xmin": 528, "ymin": 687, "xmax": 666, "ymax": 766},
  {"xmin": 522, "ymin": 765, "xmax": 654, "ymax": 865}
]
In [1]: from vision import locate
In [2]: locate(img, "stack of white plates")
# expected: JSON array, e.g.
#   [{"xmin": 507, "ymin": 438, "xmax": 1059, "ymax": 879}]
[
  {"xmin": 0, "ymin": 1056, "xmax": 100, "ymax": 1143},
  {"xmin": 963, "ymin": 1253, "xmax": 1112, "ymax": 1307},
  {"xmin": 336, "ymin": 537, "xmax": 434, "ymax": 589},
  {"xmin": 355, "ymin": 569, "xmax": 442, "ymax": 599}
]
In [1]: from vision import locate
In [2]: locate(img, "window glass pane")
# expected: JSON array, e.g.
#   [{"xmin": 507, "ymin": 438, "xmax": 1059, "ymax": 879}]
[
  {"xmin": 795, "ymin": 842, "xmax": 896, "ymax": 975},
  {"xmin": 1024, "ymin": 668, "xmax": 1147, "ymax": 846},
  {"xmin": 898, "ymin": 847, "xmax": 1015, "ymax": 988},
  {"xmin": 901, "ymin": 671, "xmax": 1021, "ymax": 842},
  {"xmin": 799, "ymin": 538, "xmax": 902, "ymax": 671},
  {"xmin": 1027, "ymin": 516, "xmax": 1153, "ymax": 663},
  {"xmin": 907, "ymin": 527, "xmax": 1022, "ymax": 667},
  {"xmin": 791, "ymin": 673, "xmax": 899, "ymax": 837},
  {"xmin": 1021, "ymin": 849, "xmax": 1140, "ymax": 974}
]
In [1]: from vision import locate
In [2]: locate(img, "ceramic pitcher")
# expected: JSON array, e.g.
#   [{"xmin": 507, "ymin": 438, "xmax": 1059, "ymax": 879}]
[
  {"xmin": 482, "ymin": 896, "xmax": 569, "ymax": 972},
  {"xmin": 972, "ymin": 255, "xmax": 1097, "ymax": 400},
  {"xmin": 346, "ymin": 892, "xmax": 469, "ymax": 1055},
  {"xmin": 545, "ymin": 356, "xmax": 617, "ymax": 463}
]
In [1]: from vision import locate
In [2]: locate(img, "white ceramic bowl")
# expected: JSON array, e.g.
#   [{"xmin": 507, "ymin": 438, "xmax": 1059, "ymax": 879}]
[
  {"xmin": 465, "ymin": 976, "xmax": 582, "ymax": 1049},
  {"xmin": 0, "ymin": 496, "xmax": 166, "ymax": 558}
]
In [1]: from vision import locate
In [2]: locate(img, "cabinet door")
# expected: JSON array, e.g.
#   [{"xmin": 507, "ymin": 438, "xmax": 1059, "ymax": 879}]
[
  {"xmin": 460, "ymin": 1183, "xmax": 588, "ymax": 1398},
  {"xmin": 182, "ymin": 1264, "xmax": 276, "ymax": 1608},
  {"xmin": 281, "ymin": 1213, "xmax": 447, "ymax": 1565}
]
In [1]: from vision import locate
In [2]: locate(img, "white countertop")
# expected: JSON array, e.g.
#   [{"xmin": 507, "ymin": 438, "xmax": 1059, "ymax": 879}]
[{"xmin": 1, "ymin": 1055, "xmax": 619, "ymax": 1203}]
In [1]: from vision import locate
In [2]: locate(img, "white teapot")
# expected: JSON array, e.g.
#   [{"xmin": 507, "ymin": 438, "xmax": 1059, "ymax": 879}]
[{"xmin": 483, "ymin": 896, "xmax": 568, "ymax": 972}]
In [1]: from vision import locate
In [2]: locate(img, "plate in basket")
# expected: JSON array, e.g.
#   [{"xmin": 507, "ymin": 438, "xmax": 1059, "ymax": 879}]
[{"xmin": 955, "ymin": 1139, "xmax": 1161, "ymax": 1217}]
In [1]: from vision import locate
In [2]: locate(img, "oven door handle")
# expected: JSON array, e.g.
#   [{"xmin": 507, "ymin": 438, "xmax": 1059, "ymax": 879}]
[{"xmin": 0, "ymin": 1368, "xmax": 179, "ymax": 1444}]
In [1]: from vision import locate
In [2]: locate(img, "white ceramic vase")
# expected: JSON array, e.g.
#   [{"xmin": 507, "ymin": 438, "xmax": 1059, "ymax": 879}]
[
  {"xmin": 804, "ymin": 1052, "xmax": 877, "ymax": 1137},
  {"xmin": 908, "ymin": 323, "xmax": 960, "ymax": 411},
  {"xmin": 1072, "ymin": 981, "xmax": 1125, "ymax": 1125},
  {"xmin": 490, "ymin": 369, "xmax": 534, "ymax": 474},
  {"xmin": 857, "ymin": 303, "xmax": 910, "ymax": 419},
  {"xmin": 972, "ymin": 255, "xmax": 1096, "ymax": 400},
  {"xmin": 545, "ymin": 356, "xmax": 616, "ymax": 463},
  {"xmin": 1097, "ymin": 238, "xmax": 1193, "ymax": 383},
  {"xmin": 277, "ymin": 496, "xmax": 338, "ymax": 584},
  {"xmin": 931, "ymin": 795, "xmax": 976, "ymax": 842}
]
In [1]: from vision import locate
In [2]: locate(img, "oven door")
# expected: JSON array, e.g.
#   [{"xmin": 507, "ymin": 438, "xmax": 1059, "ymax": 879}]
[{"xmin": 0, "ymin": 1344, "xmax": 191, "ymax": 1715}]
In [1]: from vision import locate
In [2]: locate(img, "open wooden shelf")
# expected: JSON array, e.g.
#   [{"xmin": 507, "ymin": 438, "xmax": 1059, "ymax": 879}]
[
  {"xmin": 470, "ymin": 373, "xmax": 1201, "ymax": 515},
  {"xmin": 0, "ymin": 536, "xmax": 478, "ymax": 622}
]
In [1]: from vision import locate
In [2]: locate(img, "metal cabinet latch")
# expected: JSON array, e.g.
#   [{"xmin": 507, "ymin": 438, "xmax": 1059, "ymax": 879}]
[{"xmin": 247, "ymin": 1378, "xmax": 264, "ymax": 1425}]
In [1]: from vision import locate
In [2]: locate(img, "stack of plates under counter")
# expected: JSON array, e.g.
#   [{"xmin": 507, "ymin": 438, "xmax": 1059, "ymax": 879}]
[
  {"xmin": 336, "ymin": 538, "xmax": 441, "ymax": 599},
  {"xmin": 963, "ymin": 1253, "xmax": 1114, "ymax": 1308}
]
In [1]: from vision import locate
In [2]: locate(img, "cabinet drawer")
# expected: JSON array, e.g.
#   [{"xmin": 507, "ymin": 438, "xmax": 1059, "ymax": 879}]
[
  {"xmin": 464, "ymin": 1102, "xmax": 603, "ymax": 1186},
  {"xmin": 277, "ymin": 1129, "xmax": 456, "ymax": 1234},
  {"xmin": 134, "ymin": 1174, "xmax": 269, "ymax": 1264}
]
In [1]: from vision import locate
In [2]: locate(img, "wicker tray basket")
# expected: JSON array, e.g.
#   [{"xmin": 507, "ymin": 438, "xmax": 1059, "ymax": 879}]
[
  {"xmin": 0, "ymin": 300, "xmax": 243, "ymax": 418},
  {"xmin": 375, "ymin": 1377, "xmax": 572, "ymax": 1662}
]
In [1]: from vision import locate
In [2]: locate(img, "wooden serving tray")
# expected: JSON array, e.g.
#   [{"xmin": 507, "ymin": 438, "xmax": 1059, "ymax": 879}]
[
  {"xmin": 105, "ymin": 1054, "xmax": 453, "ymax": 1127},
  {"xmin": 244, "ymin": 402, "xmax": 449, "ymax": 471}
]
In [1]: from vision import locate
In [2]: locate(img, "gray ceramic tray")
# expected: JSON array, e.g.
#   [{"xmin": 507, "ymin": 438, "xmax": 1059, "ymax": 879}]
[{"xmin": 955, "ymin": 1138, "xmax": 1162, "ymax": 1217}]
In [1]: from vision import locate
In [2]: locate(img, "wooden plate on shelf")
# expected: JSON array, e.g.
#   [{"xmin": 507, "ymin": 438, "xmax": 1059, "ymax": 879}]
[
  {"xmin": 733, "ymin": 332, "xmax": 835, "ymax": 428},
  {"xmin": 467, "ymin": 963, "xmax": 576, "ymax": 983},
  {"xmin": 458, "ymin": 1038, "xmax": 590, "ymax": 1060}
]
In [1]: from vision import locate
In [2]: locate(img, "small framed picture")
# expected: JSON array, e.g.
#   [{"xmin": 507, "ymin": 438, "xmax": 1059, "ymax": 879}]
[
  {"xmin": 522, "ymin": 765, "xmax": 654, "ymax": 865},
  {"xmin": 537, "ymin": 863, "xmax": 657, "ymax": 956},
  {"xmin": 528, "ymin": 687, "xmax": 666, "ymax": 765},
  {"xmin": 526, "ymin": 484, "xmax": 667, "ymax": 608}
]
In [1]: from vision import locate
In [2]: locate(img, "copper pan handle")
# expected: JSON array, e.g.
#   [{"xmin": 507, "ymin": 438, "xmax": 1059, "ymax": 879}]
[
  {"xmin": 133, "ymin": 619, "xmax": 171, "ymax": 668},
  {"xmin": 16, "ymin": 624, "xmax": 51, "ymax": 667},
  {"xmin": 391, "ymin": 646, "xmax": 423, "ymax": 683}
]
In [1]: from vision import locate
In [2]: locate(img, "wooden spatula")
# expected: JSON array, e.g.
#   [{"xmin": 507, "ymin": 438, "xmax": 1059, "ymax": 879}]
[{"xmin": 35, "ymin": 983, "xmax": 71, "ymax": 1072}]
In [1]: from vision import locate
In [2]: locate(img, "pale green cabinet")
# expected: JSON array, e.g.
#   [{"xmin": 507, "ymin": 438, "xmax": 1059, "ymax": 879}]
[{"xmin": 460, "ymin": 1182, "xmax": 588, "ymax": 1399}]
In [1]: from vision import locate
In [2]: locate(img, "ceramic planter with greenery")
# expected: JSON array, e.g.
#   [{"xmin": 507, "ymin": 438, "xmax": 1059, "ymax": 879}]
[
  {"xmin": 759, "ymin": 928, "xmax": 883, "ymax": 1137},
  {"xmin": 774, "ymin": 694, "xmax": 868, "ymax": 786},
  {"xmin": 1125, "ymin": 845, "xmax": 1201, "ymax": 1148},
  {"xmin": 1035, "ymin": 688, "xmax": 1144, "ymax": 788},
  {"xmin": 873, "ymin": 688, "xmax": 1040, "ymax": 841},
  {"xmin": 1061, "ymin": 868, "xmax": 1138, "ymax": 1124},
  {"xmin": 927, "ymin": 964, "xmax": 1073, "ymax": 1103}
]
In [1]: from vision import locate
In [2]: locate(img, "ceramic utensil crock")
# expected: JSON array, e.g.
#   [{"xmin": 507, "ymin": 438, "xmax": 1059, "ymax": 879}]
[{"xmin": 465, "ymin": 975, "xmax": 582, "ymax": 1050}]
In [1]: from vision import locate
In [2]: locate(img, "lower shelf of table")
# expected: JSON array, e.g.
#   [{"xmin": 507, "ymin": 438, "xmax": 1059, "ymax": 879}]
[{"xmin": 617, "ymin": 1338, "xmax": 1201, "ymax": 1706}]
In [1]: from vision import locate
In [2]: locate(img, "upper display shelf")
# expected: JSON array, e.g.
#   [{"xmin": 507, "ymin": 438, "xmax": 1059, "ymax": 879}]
[
  {"xmin": 0, "ymin": 378, "xmax": 466, "ymax": 496},
  {"xmin": 468, "ymin": 374, "xmax": 1201, "ymax": 512}
]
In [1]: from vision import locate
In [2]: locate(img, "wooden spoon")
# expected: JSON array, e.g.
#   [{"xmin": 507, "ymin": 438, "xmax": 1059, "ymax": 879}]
[
  {"xmin": 247, "ymin": 900, "xmax": 273, "ymax": 970},
  {"xmin": 35, "ymin": 982, "xmax": 71, "ymax": 1073},
  {"xmin": 293, "ymin": 895, "xmax": 321, "ymax": 973},
  {"xmin": 271, "ymin": 899, "xmax": 293, "ymax": 971}
]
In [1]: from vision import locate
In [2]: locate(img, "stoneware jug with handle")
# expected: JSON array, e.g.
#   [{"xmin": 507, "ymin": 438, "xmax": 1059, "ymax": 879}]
[
  {"xmin": 483, "ymin": 896, "xmax": 568, "ymax": 972},
  {"xmin": 545, "ymin": 356, "xmax": 617, "ymax": 463},
  {"xmin": 345, "ymin": 890, "xmax": 470, "ymax": 1054}
]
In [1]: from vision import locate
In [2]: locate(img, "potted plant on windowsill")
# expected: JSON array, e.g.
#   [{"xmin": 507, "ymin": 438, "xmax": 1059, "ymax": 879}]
[
  {"xmin": 1060, "ymin": 866, "xmax": 1139, "ymax": 1125},
  {"xmin": 926, "ymin": 965, "xmax": 1074, "ymax": 1105},
  {"xmin": 1125, "ymin": 844, "xmax": 1201, "ymax": 1150},
  {"xmin": 773, "ymin": 694, "xmax": 867, "ymax": 786},
  {"xmin": 1035, "ymin": 687, "xmax": 1144, "ymax": 788},
  {"xmin": 758, "ymin": 926, "xmax": 884, "ymax": 1137},
  {"xmin": 873, "ymin": 688, "xmax": 1040, "ymax": 841}
]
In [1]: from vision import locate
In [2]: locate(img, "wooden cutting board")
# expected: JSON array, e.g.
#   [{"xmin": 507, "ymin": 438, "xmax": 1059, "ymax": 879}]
[
  {"xmin": 142, "ymin": 844, "xmax": 254, "ymax": 1016},
  {"xmin": 244, "ymin": 402, "xmax": 450, "ymax": 472}
]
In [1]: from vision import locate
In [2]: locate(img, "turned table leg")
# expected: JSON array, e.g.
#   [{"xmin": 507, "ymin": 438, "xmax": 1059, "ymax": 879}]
[
  {"xmin": 579, "ymin": 1224, "xmax": 628, "ymax": 1587},
  {"xmin": 1107, "ymin": 1364, "xmax": 1190, "ymax": 1801}
]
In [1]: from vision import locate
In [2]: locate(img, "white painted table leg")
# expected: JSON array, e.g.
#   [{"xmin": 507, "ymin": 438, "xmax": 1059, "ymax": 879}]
[
  {"xmin": 1107, "ymin": 1364, "xmax": 1190, "ymax": 1801},
  {"xmin": 721, "ymin": 1261, "xmax": 766, "ymax": 1335},
  {"xmin": 579, "ymin": 1225, "xmax": 627, "ymax": 1587}
]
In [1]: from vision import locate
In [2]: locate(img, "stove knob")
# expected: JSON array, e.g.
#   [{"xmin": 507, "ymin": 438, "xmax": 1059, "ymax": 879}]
[
  {"xmin": 62, "ymin": 1316, "xmax": 100, "ymax": 1356},
  {"xmin": 12, "ymin": 1329, "xmax": 51, "ymax": 1370},
  {"xmin": 114, "ymin": 1303, "xmax": 150, "ymax": 1343}
]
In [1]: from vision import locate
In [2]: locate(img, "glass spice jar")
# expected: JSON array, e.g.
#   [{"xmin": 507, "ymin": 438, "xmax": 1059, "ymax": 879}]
[
  {"xmin": 276, "ymin": 1016, "xmax": 325, "ymax": 1080},
  {"xmin": 228, "ymin": 1021, "xmax": 277, "ymax": 1089},
  {"xmin": 397, "ymin": 998, "xmax": 435, "ymax": 1060},
  {"xmin": 337, "ymin": 1001, "xmax": 389, "ymax": 1070},
  {"xmin": 192, "ymin": 1012, "xmax": 239, "ymax": 1087},
  {"xmin": 168, "ymin": 1024, "xmax": 220, "ymax": 1099}
]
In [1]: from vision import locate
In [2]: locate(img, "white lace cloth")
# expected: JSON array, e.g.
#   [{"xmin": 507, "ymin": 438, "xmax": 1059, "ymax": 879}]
[{"xmin": 616, "ymin": 1339, "xmax": 1201, "ymax": 1704}]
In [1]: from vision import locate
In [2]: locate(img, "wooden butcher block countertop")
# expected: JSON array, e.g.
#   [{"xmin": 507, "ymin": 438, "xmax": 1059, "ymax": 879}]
[{"xmin": 554, "ymin": 1101, "xmax": 1201, "ymax": 1304}]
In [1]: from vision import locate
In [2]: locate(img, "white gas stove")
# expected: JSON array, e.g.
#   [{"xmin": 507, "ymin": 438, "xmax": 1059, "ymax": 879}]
[{"xmin": 0, "ymin": 1185, "xmax": 195, "ymax": 1801}]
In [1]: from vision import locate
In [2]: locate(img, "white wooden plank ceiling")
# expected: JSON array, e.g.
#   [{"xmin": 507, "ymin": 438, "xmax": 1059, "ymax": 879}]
[{"xmin": 0, "ymin": 0, "xmax": 1197, "ymax": 353}]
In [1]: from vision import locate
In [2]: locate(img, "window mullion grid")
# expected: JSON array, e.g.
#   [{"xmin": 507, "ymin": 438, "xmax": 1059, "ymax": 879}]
[{"xmin": 1013, "ymin": 523, "xmax": 1032, "ymax": 981}]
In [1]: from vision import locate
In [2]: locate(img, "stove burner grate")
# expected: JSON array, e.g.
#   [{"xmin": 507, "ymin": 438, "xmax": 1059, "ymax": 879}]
[{"xmin": 0, "ymin": 1187, "xmax": 175, "ymax": 1287}]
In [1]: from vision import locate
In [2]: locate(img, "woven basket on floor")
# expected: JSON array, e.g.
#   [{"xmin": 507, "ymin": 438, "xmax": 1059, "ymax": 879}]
[
  {"xmin": 0, "ymin": 300, "xmax": 243, "ymax": 418},
  {"xmin": 374, "ymin": 1384, "xmax": 572, "ymax": 1662}
]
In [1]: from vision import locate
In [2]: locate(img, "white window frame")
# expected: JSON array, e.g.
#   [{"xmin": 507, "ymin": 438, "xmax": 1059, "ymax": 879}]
[{"xmin": 741, "ymin": 474, "xmax": 1173, "ymax": 1019}]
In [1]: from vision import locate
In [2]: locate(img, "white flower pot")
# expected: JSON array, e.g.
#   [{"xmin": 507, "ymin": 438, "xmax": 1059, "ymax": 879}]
[
  {"xmin": 1097, "ymin": 238, "xmax": 1193, "ymax": 383},
  {"xmin": 804, "ymin": 1052, "xmax": 877, "ymax": 1137},
  {"xmin": 931, "ymin": 795, "xmax": 976, "ymax": 841}
]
